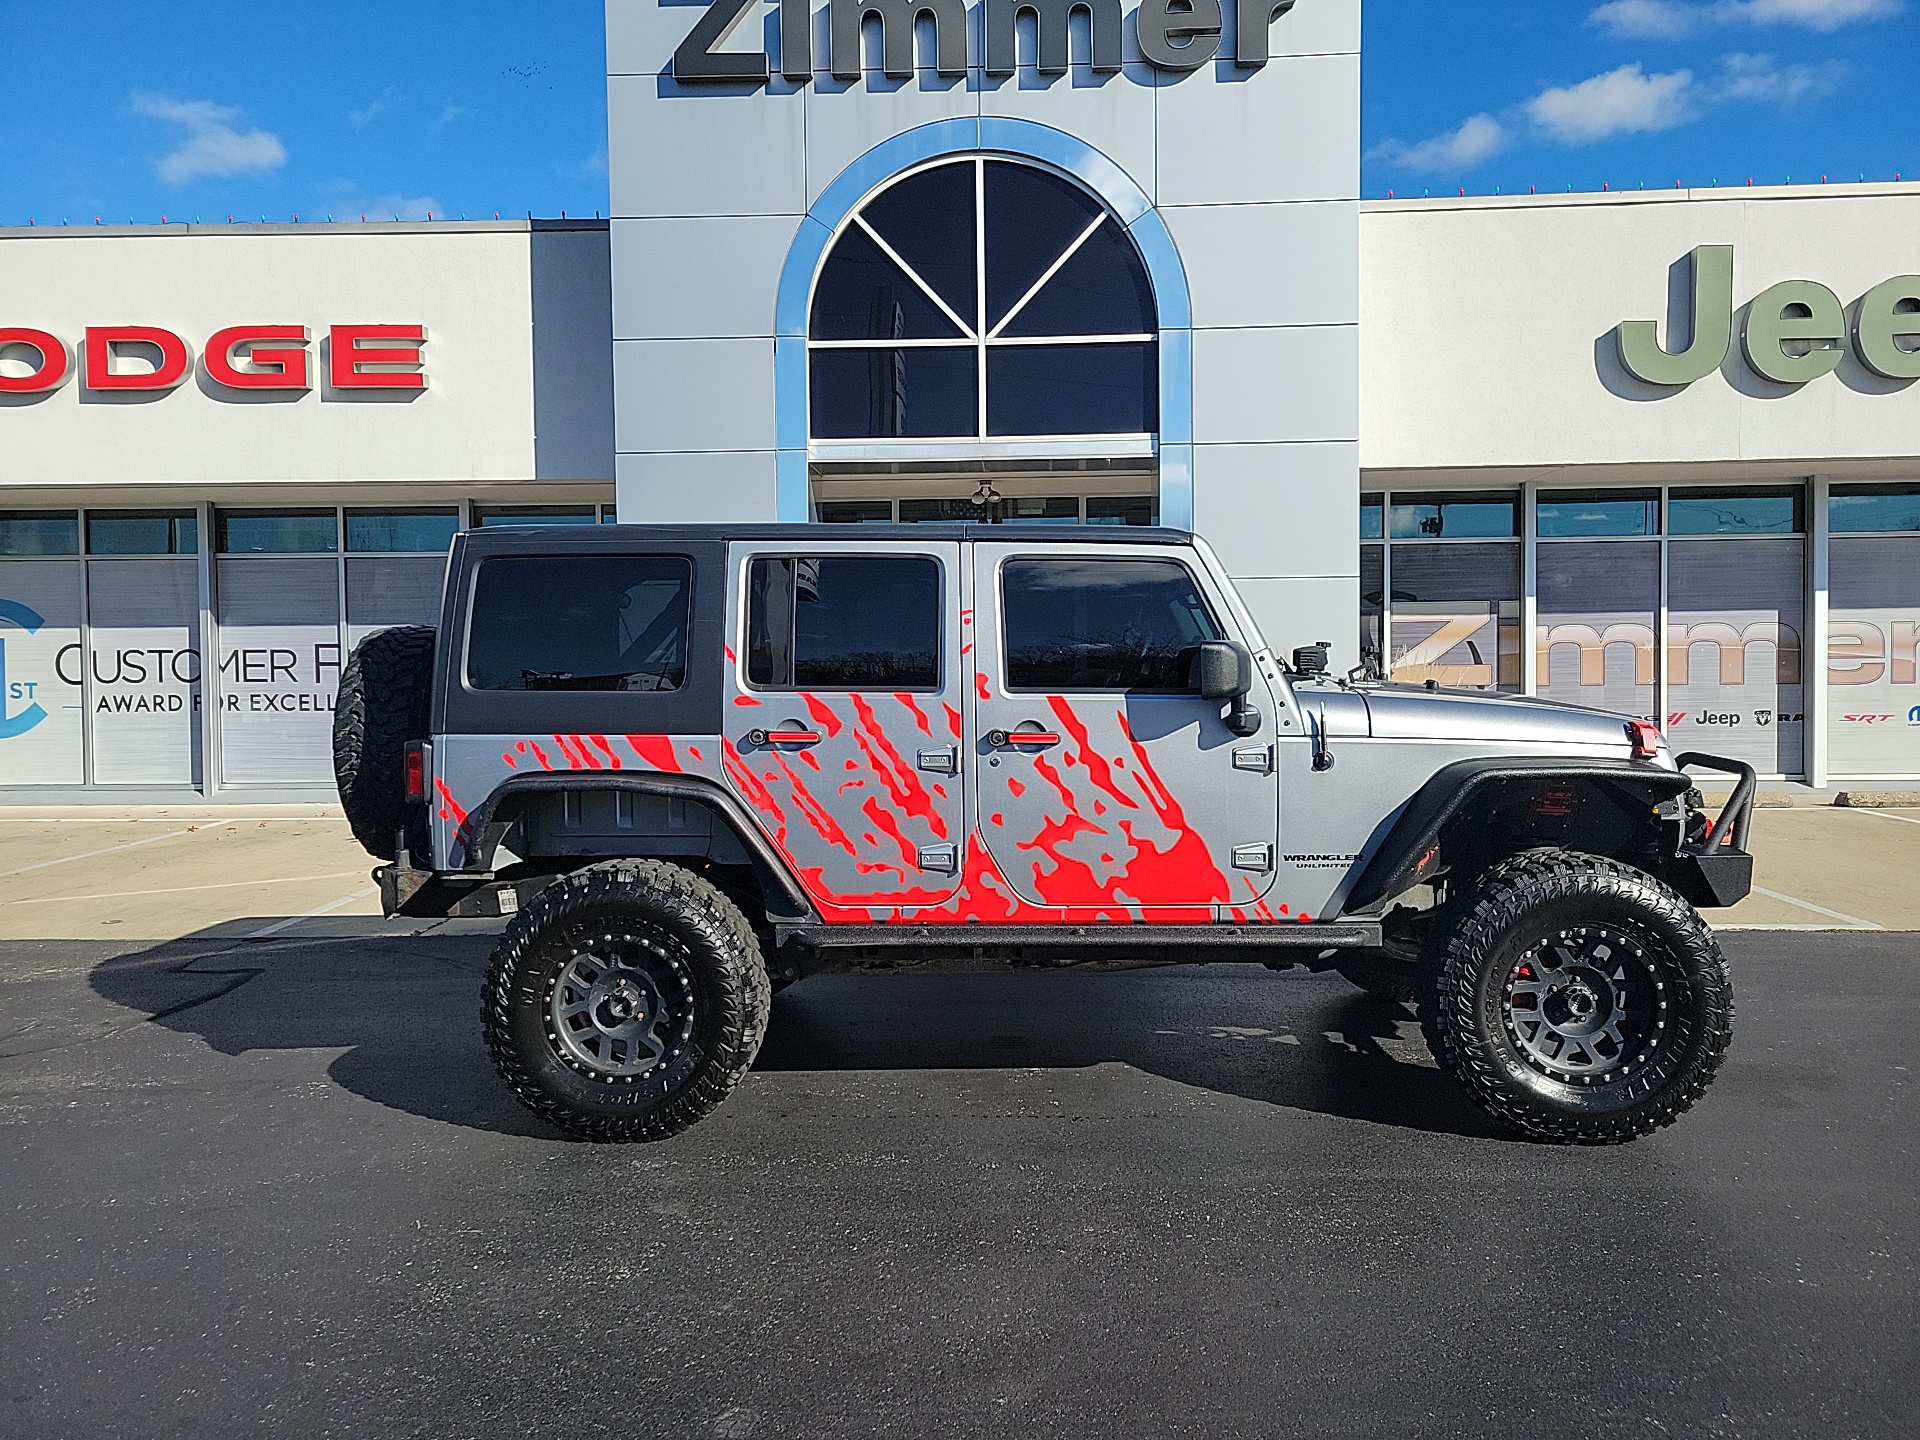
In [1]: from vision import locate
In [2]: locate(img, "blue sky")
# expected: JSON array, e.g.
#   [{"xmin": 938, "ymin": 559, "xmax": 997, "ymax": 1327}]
[{"xmin": 0, "ymin": 0, "xmax": 1913, "ymax": 224}]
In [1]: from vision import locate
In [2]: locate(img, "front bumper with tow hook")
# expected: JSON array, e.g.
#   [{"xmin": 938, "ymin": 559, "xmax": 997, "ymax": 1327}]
[{"xmin": 1660, "ymin": 752, "xmax": 1759, "ymax": 909}]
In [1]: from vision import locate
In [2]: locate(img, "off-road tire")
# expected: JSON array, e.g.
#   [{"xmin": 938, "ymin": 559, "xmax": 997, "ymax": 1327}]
[
  {"xmin": 333, "ymin": 625, "xmax": 436, "ymax": 861},
  {"xmin": 482, "ymin": 860, "xmax": 772, "ymax": 1142},
  {"xmin": 1337, "ymin": 964, "xmax": 1417, "ymax": 1005},
  {"xmin": 1420, "ymin": 849, "xmax": 1732, "ymax": 1145}
]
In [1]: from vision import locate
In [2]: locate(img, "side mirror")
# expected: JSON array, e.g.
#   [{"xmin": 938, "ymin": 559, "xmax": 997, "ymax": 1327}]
[
  {"xmin": 1191, "ymin": 640, "xmax": 1263, "ymax": 738},
  {"xmin": 1192, "ymin": 640, "xmax": 1253, "ymax": 701}
]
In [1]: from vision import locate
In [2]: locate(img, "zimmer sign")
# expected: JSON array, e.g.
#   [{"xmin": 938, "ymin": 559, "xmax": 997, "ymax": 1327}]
[{"xmin": 673, "ymin": 0, "xmax": 1300, "ymax": 82}]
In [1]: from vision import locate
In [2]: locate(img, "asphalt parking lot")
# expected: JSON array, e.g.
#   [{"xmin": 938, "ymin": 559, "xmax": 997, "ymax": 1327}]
[{"xmin": 1, "ymin": 810, "xmax": 1917, "ymax": 1438}]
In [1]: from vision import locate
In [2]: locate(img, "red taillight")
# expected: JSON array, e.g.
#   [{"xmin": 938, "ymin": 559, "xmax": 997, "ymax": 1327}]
[
  {"xmin": 404, "ymin": 742, "xmax": 427, "ymax": 802},
  {"xmin": 1627, "ymin": 721, "xmax": 1662, "ymax": 760}
]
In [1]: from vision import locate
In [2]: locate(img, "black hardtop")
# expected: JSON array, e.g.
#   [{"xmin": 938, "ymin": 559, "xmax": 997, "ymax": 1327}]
[{"xmin": 454, "ymin": 523, "xmax": 1200, "ymax": 557}]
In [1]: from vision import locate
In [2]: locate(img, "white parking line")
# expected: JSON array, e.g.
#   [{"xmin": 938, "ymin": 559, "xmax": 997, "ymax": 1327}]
[
  {"xmin": 1750, "ymin": 886, "xmax": 1884, "ymax": 931},
  {"xmin": 248, "ymin": 886, "xmax": 380, "ymax": 939},
  {"xmin": 2, "ymin": 872, "xmax": 366, "ymax": 906},
  {"xmin": 0, "ymin": 825, "xmax": 222, "ymax": 880}
]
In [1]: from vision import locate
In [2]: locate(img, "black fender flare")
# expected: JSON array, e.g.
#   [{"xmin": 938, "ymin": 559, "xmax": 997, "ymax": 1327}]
[
  {"xmin": 1341, "ymin": 757, "xmax": 1691, "ymax": 915},
  {"xmin": 455, "ymin": 770, "xmax": 818, "ymax": 923}
]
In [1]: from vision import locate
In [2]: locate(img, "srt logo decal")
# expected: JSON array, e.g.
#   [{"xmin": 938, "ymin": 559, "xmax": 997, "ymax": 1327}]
[
  {"xmin": 0, "ymin": 599, "xmax": 48, "ymax": 739},
  {"xmin": 1844, "ymin": 714, "xmax": 1897, "ymax": 724}
]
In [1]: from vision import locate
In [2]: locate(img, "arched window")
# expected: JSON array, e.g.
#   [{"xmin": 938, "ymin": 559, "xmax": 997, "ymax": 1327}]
[{"xmin": 808, "ymin": 157, "xmax": 1158, "ymax": 443}]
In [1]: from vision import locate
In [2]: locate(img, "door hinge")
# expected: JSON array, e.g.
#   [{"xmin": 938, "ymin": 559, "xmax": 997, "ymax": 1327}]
[
  {"xmin": 918, "ymin": 843, "xmax": 959, "ymax": 874},
  {"xmin": 1232, "ymin": 844, "xmax": 1274, "ymax": 872},
  {"xmin": 917, "ymin": 747, "xmax": 959, "ymax": 775},
  {"xmin": 1233, "ymin": 746, "xmax": 1275, "ymax": 775}
]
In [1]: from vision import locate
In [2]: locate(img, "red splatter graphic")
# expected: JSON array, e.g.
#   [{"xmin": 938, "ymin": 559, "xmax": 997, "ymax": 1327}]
[
  {"xmin": 501, "ymin": 750, "xmax": 517, "ymax": 769},
  {"xmin": 724, "ymin": 644, "xmax": 737, "ymax": 663},
  {"xmin": 1006, "ymin": 777, "xmax": 1027, "ymax": 798},
  {"xmin": 553, "ymin": 735, "xmax": 601, "ymax": 770},
  {"xmin": 722, "ymin": 742, "xmax": 788, "ymax": 848},
  {"xmin": 1048, "ymin": 697, "xmax": 1138, "ymax": 812},
  {"xmin": 944, "ymin": 703, "xmax": 963, "ymax": 737},
  {"xmin": 776, "ymin": 755, "xmax": 857, "ymax": 855},
  {"xmin": 801, "ymin": 692, "xmax": 843, "ymax": 739},
  {"xmin": 434, "ymin": 777, "xmax": 469, "ymax": 827},
  {"xmin": 896, "ymin": 694, "xmax": 934, "ymax": 736},
  {"xmin": 961, "ymin": 609, "xmax": 974, "ymax": 626},
  {"xmin": 799, "ymin": 749, "xmax": 822, "ymax": 772},
  {"xmin": 587, "ymin": 734, "xmax": 623, "ymax": 769},
  {"xmin": 686, "ymin": 745, "xmax": 705, "ymax": 762},
  {"xmin": 848, "ymin": 695, "xmax": 948, "ymax": 840},
  {"xmin": 734, "ymin": 695, "xmax": 764, "ymax": 708},
  {"xmin": 524, "ymin": 741, "xmax": 555, "ymax": 771},
  {"xmin": 975, "ymin": 673, "xmax": 991, "ymax": 702},
  {"xmin": 990, "ymin": 813, "xmax": 1005, "ymax": 827},
  {"xmin": 837, "ymin": 778, "xmax": 867, "ymax": 796},
  {"xmin": 860, "ymin": 795, "xmax": 920, "ymax": 869},
  {"xmin": 626, "ymin": 736, "xmax": 682, "ymax": 773}
]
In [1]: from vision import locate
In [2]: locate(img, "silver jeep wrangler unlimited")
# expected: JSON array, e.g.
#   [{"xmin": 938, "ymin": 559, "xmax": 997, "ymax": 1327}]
[{"xmin": 335, "ymin": 524, "xmax": 1755, "ymax": 1145}]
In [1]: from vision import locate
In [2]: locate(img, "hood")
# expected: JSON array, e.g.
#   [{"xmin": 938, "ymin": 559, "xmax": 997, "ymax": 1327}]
[{"xmin": 1301, "ymin": 680, "xmax": 1651, "ymax": 754}]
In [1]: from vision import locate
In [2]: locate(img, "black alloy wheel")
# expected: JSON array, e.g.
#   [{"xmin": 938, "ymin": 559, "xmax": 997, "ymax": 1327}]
[{"xmin": 1421, "ymin": 849, "xmax": 1733, "ymax": 1145}]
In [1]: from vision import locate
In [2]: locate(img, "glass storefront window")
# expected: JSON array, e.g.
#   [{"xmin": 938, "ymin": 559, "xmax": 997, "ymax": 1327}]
[
  {"xmin": 1086, "ymin": 497, "xmax": 1157, "ymax": 527},
  {"xmin": 1538, "ymin": 540, "xmax": 1659, "ymax": 720},
  {"xmin": 86, "ymin": 511, "xmax": 198, "ymax": 555},
  {"xmin": 1831, "ymin": 483, "xmax": 1920, "ymax": 534},
  {"xmin": 1667, "ymin": 538, "xmax": 1804, "ymax": 775},
  {"xmin": 818, "ymin": 501, "xmax": 894, "ymax": 524},
  {"xmin": 1360, "ymin": 543, "xmax": 1384, "ymax": 680},
  {"xmin": 216, "ymin": 509, "xmax": 338, "ymax": 554},
  {"xmin": 1536, "ymin": 489, "xmax": 1659, "ymax": 538},
  {"xmin": 0, "ymin": 511, "xmax": 80, "ymax": 555},
  {"xmin": 1829, "ymin": 536, "xmax": 1920, "ymax": 777},
  {"xmin": 1669, "ymin": 486, "xmax": 1805, "ymax": 536},
  {"xmin": 1389, "ymin": 492, "xmax": 1518, "ymax": 540},
  {"xmin": 1388, "ymin": 542, "xmax": 1521, "ymax": 691},
  {"xmin": 1360, "ymin": 493, "xmax": 1384, "ymax": 540},
  {"xmin": 472, "ymin": 506, "xmax": 599, "ymax": 527},
  {"xmin": 345, "ymin": 508, "xmax": 460, "ymax": 553}
]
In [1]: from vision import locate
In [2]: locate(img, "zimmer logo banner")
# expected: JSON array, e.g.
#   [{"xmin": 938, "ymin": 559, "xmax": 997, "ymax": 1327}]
[{"xmin": 670, "ymin": 0, "xmax": 1301, "ymax": 83}]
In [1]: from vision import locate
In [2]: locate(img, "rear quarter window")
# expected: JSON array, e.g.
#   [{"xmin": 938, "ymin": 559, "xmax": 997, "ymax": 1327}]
[{"xmin": 466, "ymin": 555, "xmax": 692, "ymax": 692}]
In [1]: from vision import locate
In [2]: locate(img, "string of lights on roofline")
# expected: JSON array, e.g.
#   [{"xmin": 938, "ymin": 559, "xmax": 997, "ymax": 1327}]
[
  {"xmin": 1382, "ymin": 171, "xmax": 1910, "ymax": 200},
  {"xmin": 6, "ymin": 210, "xmax": 605, "ymax": 227}
]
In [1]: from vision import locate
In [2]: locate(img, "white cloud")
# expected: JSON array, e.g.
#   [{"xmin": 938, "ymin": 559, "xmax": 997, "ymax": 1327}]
[
  {"xmin": 373, "ymin": 194, "xmax": 442, "ymax": 221},
  {"xmin": 1367, "ymin": 114, "xmax": 1509, "ymax": 173},
  {"xmin": 349, "ymin": 86, "xmax": 402, "ymax": 130},
  {"xmin": 1591, "ymin": 0, "xmax": 1900, "ymax": 37},
  {"xmin": 132, "ymin": 93, "xmax": 286, "ymax": 184},
  {"xmin": 1527, "ymin": 63, "xmax": 1696, "ymax": 143},
  {"xmin": 1714, "ymin": 50, "xmax": 1846, "ymax": 102}
]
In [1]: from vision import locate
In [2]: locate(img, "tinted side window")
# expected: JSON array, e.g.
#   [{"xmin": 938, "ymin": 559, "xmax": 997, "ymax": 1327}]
[
  {"xmin": 748, "ymin": 556, "xmax": 940, "ymax": 690},
  {"xmin": 1003, "ymin": 558, "xmax": 1222, "ymax": 692},
  {"xmin": 467, "ymin": 556, "xmax": 691, "ymax": 691}
]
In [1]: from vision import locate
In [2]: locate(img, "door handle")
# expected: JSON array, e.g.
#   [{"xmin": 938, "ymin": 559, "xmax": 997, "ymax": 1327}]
[
  {"xmin": 748, "ymin": 727, "xmax": 822, "ymax": 747},
  {"xmin": 987, "ymin": 728, "xmax": 1062, "ymax": 748}
]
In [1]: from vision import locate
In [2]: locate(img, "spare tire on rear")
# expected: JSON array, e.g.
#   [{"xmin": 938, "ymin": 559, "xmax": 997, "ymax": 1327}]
[{"xmin": 334, "ymin": 625, "xmax": 437, "ymax": 861}]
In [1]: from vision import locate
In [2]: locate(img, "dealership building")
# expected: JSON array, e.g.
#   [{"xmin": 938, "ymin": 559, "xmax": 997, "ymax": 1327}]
[{"xmin": 2, "ymin": 0, "xmax": 1917, "ymax": 802}]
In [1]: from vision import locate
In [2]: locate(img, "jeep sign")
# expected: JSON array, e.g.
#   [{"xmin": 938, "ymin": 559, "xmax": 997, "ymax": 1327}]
[
  {"xmin": 672, "ymin": 0, "xmax": 1299, "ymax": 82},
  {"xmin": 1614, "ymin": 246, "xmax": 1920, "ymax": 389}
]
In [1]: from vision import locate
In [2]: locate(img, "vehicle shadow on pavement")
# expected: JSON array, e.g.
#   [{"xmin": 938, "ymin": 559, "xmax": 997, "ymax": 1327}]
[
  {"xmin": 759, "ymin": 969, "xmax": 1504, "ymax": 1140},
  {"xmin": 86, "ymin": 930, "xmax": 565, "ymax": 1140},
  {"xmin": 85, "ymin": 935, "xmax": 1499, "ymax": 1141}
]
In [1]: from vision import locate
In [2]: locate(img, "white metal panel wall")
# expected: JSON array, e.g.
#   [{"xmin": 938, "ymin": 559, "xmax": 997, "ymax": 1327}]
[{"xmin": 86, "ymin": 559, "xmax": 202, "ymax": 786}]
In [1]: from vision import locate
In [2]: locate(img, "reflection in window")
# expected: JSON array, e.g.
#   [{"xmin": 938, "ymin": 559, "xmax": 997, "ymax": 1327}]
[
  {"xmin": 1389, "ymin": 543, "xmax": 1521, "ymax": 692},
  {"xmin": 1086, "ymin": 497, "xmax": 1157, "ymax": 527},
  {"xmin": 747, "ymin": 556, "xmax": 940, "ymax": 690},
  {"xmin": 1360, "ymin": 493, "xmax": 1384, "ymax": 541},
  {"xmin": 1002, "ymin": 558, "xmax": 1221, "ymax": 692},
  {"xmin": 345, "ymin": 508, "xmax": 460, "ymax": 553},
  {"xmin": 468, "ymin": 556, "xmax": 690, "ymax": 692},
  {"xmin": 0, "ymin": 511, "xmax": 80, "ymax": 556},
  {"xmin": 216, "ymin": 509, "xmax": 337, "ymax": 554},
  {"xmin": 1669, "ymin": 486, "xmax": 1805, "ymax": 536},
  {"xmin": 817, "ymin": 501, "xmax": 894, "ymax": 524},
  {"xmin": 809, "ymin": 158, "xmax": 1157, "ymax": 443},
  {"xmin": 1537, "ymin": 490, "xmax": 1659, "ymax": 538},
  {"xmin": 473, "ymin": 506, "xmax": 599, "ymax": 528},
  {"xmin": 1389, "ymin": 492, "xmax": 1518, "ymax": 540},
  {"xmin": 86, "ymin": 511, "xmax": 197, "ymax": 556},
  {"xmin": 1831, "ymin": 483, "xmax": 1920, "ymax": 534}
]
